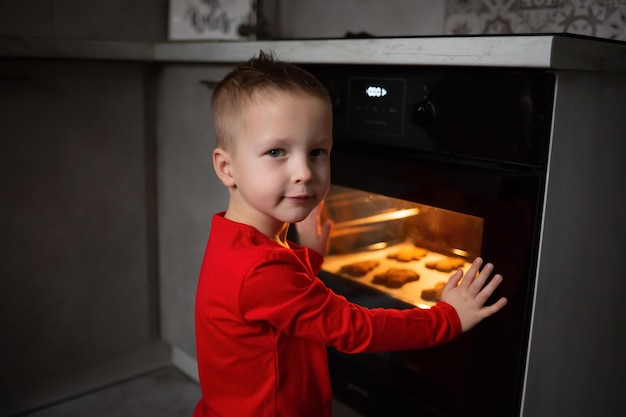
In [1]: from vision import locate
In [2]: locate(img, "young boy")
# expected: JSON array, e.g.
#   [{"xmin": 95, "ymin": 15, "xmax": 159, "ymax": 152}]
[{"xmin": 194, "ymin": 51, "xmax": 507, "ymax": 417}]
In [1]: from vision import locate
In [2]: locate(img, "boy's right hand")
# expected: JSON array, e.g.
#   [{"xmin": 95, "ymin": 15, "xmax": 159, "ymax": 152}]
[
  {"xmin": 439, "ymin": 257, "xmax": 508, "ymax": 332},
  {"xmin": 295, "ymin": 202, "xmax": 333, "ymax": 256}
]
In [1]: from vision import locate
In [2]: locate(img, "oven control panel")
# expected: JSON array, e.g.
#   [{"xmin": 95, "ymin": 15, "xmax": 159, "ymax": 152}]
[
  {"xmin": 300, "ymin": 64, "xmax": 556, "ymax": 168},
  {"xmin": 347, "ymin": 77, "xmax": 406, "ymax": 137}
]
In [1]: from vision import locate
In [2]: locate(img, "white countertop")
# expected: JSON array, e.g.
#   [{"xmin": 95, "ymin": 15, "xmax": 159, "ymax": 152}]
[{"xmin": 2, "ymin": 34, "xmax": 625, "ymax": 72}]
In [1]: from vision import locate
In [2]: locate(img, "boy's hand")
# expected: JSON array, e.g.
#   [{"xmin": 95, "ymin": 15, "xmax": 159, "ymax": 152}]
[
  {"xmin": 295, "ymin": 202, "xmax": 332, "ymax": 256},
  {"xmin": 440, "ymin": 257, "xmax": 508, "ymax": 332}
]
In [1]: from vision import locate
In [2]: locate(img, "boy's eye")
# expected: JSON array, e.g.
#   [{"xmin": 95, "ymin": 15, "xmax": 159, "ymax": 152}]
[
  {"xmin": 310, "ymin": 148, "xmax": 327, "ymax": 157},
  {"xmin": 267, "ymin": 149, "xmax": 284, "ymax": 157}
]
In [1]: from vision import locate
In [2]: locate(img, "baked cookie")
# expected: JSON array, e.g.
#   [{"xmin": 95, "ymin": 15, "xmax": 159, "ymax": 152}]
[
  {"xmin": 421, "ymin": 282, "xmax": 446, "ymax": 302},
  {"xmin": 339, "ymin": 260, "xmax": 380, "ymax": 277},
  {"xmin": 425, "ymin": 257, "xmax": 466, "ymax": 272},
  {"xmin": 387, "ymin": 247, "xmax": 429, "ymax": 262},
  {"xmin": 372, "ymin": 268, "xmax": 420, "ymax": 289}
]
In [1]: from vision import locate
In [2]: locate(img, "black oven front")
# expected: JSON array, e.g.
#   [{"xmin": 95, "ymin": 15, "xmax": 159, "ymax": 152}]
[{"xmin": 298, "ymin": 64, "xmax": 556, "ymax": 417}]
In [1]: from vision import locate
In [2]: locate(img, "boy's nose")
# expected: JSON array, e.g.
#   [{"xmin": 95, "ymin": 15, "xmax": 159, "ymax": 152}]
[{"xmin": 292, "ymin": 159, "xmax": 313, "ymax": 184}]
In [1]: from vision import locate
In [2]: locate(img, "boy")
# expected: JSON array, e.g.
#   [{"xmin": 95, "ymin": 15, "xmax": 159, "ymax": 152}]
[{"xmin": 194, "ymin": 51, "xmax": 507, "ymax": 417}]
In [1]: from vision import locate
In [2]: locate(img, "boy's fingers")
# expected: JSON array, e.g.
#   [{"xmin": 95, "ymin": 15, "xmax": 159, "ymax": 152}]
[
  {"xmin": 444, "ymin": 268, "xmax": 463, "ymax": 291},
  {"xmin": 480, "ymin": 296, "xmax": 508, "ymax": 318},
  {"xmin": 469, "ymin": 262, "xmax": 494, "ymax": 293},
  {"xmin": 474, "ymin": 273, "xmax": 503, "ymax": 305},
  {"xmin": 460, "ymin": 257, "xmax": 483, "ymax": 288}
]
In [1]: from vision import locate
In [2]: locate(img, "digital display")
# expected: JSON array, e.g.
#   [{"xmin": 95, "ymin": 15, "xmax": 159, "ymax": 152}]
[
  {"xmin": 348, "ymin": 77, "xmax": 405, "ymax": 137},
  {"xmin": 365, "ymin": 86, "xmax": 387, "ymax": 98}
]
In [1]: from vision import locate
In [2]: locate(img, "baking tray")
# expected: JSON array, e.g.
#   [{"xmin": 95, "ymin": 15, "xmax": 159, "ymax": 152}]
[{"xmin": 322, "ymin": 242, "xmax": 471, "ymax": 308}]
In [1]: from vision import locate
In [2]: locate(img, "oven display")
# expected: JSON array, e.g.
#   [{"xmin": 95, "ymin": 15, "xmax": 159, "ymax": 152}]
[{"xmin": 347, "ymin": 77, "xmax": 406, "ymax": 137}]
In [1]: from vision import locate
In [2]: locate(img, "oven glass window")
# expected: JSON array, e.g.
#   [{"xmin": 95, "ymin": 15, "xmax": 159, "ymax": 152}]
[{"xmin": 322, "ymin": 185, "xmax": 483, "ymax": 308}]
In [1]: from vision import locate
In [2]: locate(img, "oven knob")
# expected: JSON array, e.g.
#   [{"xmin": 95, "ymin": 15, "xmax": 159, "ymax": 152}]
[{"xmin": 413, "ymin": 100, "xmax": 437, "ymax": 126}]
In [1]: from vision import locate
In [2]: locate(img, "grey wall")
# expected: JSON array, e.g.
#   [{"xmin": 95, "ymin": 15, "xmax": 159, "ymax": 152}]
[
  {"xmin": 0, "ymin": 0, "xmax": 447, "ymax": 42},
  {"xmin": 0, "ymin": 0, "xmax": 168, "ymax": 41},
  {"xmin": 280, "ymin": 0, "xmax": 445, "ymax": 39}
]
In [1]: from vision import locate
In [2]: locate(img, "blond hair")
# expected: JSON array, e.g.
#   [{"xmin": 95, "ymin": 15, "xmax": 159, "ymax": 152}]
[{"xmin": 211, "ymin": 50, "xmax": 331, "ymax": 151}]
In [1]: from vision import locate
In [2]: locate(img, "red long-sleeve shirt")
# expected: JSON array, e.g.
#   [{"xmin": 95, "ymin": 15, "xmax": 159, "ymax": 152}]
[{"xmin": 194, "ymin": 213, "xmax": 461, "ymax": 417}]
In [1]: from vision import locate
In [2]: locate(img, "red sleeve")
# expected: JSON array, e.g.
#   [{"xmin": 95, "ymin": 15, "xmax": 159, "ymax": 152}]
[
  {"xmin": 307, "ymin": 247, "xmax": 324, "ymax": 274},
  {"xmin": 239, "ymin": 251, "xmax": 461, "ymax": 353}
]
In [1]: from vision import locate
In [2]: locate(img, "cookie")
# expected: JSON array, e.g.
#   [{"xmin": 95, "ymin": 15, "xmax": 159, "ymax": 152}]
[
  {"xmin": 421, "ymin": 282, "xmax": 446, "ymax": 302},
  {"xmin": 387, "ymin": 247, "xmax": 429, "ymax": 262},
  {"xmin": 425, "ymin": 257, "xmax": 466, "ymax": 272},
  {"xmin": 339, "ymin": 260, "xmax": 380, "ymax": 277},
  {"xmin": 372, "ymin": 268, "xmax": 420, "ymax": 289}
]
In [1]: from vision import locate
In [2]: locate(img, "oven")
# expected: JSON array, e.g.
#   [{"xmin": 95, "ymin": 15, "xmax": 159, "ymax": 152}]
[{"xmin": 297, "ymin": 64, "xmax": 556, "ymax": 417}]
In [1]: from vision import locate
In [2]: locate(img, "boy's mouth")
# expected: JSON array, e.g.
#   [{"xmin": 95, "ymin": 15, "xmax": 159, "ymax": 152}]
[{"xmin": 285, "ymin": 194, "xmax": 313, "ymax": 201}]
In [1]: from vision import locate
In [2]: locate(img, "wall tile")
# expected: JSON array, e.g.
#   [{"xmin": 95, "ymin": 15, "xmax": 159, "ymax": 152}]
[{"xmin": 445, "ymin": 0, "xmax": 626, "ymax": 41}]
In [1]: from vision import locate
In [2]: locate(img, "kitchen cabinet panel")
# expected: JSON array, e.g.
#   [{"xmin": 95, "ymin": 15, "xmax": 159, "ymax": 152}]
[
  {"xmin": 0, "ymin": 58, "xmax": 163, "ymax": 415},
  {"xmin": 155, "ymin": 64, "xmax": 231, "ymax": 362}
]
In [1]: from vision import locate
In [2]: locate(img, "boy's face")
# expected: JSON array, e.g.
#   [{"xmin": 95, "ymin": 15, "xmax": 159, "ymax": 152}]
[{"xmin": 219, "ymin": 90, "xmax": 333, "ymax": 229}]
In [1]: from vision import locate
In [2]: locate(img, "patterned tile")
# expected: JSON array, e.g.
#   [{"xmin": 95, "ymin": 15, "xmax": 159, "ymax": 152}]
[{"xmin": 445, "ymin": 0, "xmax": 626, "ymax": 41}]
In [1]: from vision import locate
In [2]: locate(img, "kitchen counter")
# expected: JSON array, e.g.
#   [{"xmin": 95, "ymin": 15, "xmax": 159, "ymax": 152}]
[{"xmin": 1, "ymin": 34, "xmax": 625, "ymax": 72}]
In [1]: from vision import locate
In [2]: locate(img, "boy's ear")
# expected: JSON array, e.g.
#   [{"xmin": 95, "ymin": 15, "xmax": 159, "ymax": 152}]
[{"xmin": 213, "ymin": 147, "xmax": 236, "ymax": 187}]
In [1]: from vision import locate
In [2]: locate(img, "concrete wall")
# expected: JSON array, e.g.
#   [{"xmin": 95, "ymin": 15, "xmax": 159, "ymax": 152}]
[
  {"xmin": 0, "ymin": 0, "xmax": 446, "ymax": 41},
  {"xmin": 0, "ymin": 0, "xmax": 168, "ymax": 41},
  {"xmin": 279, "ymin": 0, "xmax": 445, "ymax": 39}
]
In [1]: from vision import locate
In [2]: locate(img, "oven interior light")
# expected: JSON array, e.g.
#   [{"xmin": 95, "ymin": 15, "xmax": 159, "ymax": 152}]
[
  {"xmin": 452, "ymin": 248, "xmax": 469, "ymax": 257},
  {"xmin": 365, "ymin": 242, "xmax": 389, "ymax": 251},
  {"xmin": 334, "ymin": 208, "xmax": 420, "ymax": 229}
]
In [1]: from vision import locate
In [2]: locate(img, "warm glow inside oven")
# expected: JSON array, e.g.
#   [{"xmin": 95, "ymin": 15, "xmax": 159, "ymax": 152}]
[{"xmin": 322, "ymin": 185, "xmax": 484, "ymax": 308}]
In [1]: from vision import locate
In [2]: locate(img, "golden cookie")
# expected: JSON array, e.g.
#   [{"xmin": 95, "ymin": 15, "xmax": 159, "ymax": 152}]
[
  {"xmin": 372, "ymin": 268, "xmax": 420, "ymax": 289},
  {"xmin": 339, "ymin": 260, "xmax": 380, "ymax": 277},
  {"xmin": 387, "ymin": 247, "xmax": 429, "ymax": 262},
  {"xmin": 421, "ymin": 282, "xmax": 446, "ymax": 302},
  {"xmin": 425, "ymin": 257, "xmax": 466, "ymax": 272}
]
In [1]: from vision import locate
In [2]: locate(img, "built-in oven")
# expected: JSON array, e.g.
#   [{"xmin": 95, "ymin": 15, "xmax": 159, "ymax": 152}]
[{"xmin": 297, "ymin": 64, "xmax": 556, "ymax": 417}]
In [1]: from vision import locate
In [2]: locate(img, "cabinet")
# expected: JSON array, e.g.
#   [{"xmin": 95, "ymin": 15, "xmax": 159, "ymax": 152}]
[
  {"xmin": 155, "ymin": 64, "xmax": 230, "ymax": 364},
  {"xmin": 0, "ymin": 58, "xmax": 166, "ymax": 415}
]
